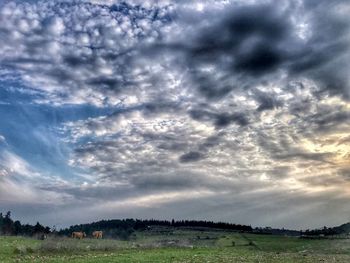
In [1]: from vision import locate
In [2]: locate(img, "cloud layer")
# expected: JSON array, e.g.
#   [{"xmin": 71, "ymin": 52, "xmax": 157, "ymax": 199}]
[{"xmin": 0, "ymin": 0, "xmax": 350, "ymax": 229}]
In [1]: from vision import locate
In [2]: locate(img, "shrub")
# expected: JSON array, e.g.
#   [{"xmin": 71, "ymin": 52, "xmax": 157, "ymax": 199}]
[
  {"xmin": 13, "ymin": 246, "xmax": 26, "ymax": 255},
  {"xmin": 26, "ymin": 247, "xmax": 34, "ymax": 253}
]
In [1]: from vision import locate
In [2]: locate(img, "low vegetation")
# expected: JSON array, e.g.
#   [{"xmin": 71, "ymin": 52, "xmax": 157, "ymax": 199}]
[{"xmin": 1, "ymin": 227, "xmax": 350, "ymax": 262}]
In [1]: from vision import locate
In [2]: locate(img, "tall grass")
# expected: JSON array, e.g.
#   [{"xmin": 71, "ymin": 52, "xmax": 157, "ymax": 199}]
[
  {"xmin": 37, "ymin": 236, "xmax": 195, "ymax": 254},
  {"xmin": 38, "ymin": 237, "xmax": 125, "ymax": 253}
]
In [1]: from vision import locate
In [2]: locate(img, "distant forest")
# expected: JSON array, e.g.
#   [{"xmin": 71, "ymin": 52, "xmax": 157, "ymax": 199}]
[
  {"xmin": 0, "ymin": 211, "xmax": 50, "ymax": 237},
  {"xmin": 1, "ymin": 211, "xmax": 347, "ymax": 239},
  {"xmin": 58, "ymin": 219, "xmax": 254, "ymax": 239}
]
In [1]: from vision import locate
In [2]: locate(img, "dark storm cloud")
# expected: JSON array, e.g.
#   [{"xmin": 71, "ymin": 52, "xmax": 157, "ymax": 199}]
[
  {"xmin": 287, "ymin": 1, "xmax": 350, "ymax": 99},
  {"xmin": 179, "ymin": 151, "xmax": 204, "ymax": 163},
  {"xmin": 200, "ymin": 134, "xmax": 223, "ymax": 149},
  {"xmin": 254, "ymin": 90, "xmax": 283, "ymax": 112},
  {"xmin": 189, "ymin": 108, "xmax": 248, "ymax": 128},
  {"xmin": 173, "ymin": 3, "xmax": 294, "ymax": 100},
  {"xmin": 142, "ymin": 101, "xmax": 182, "ymax": 116},
  {"xmin": 288, "ymin": 2, "xmax": 349, "ymax": 99},
  {"xmin": 188, "ymin": 5, "xmax": 289, "ymax": 71},
  {"xmin": 288, "ymin": 100, "xmax": 312, "ymax": 117},
  {"xmin": 157, "ymin": 1, "xmax": 350, "ymax": 102}
]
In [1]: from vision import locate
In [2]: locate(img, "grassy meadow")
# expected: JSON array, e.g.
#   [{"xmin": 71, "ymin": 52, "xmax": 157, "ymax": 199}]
[{"xmin": 1, "ymin": 228, "xmax": 350, "ymax": 262}]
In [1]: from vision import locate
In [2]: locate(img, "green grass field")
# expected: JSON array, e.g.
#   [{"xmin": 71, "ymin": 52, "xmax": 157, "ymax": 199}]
[{"xmin": 1, "ymin": 229, "xmax": 350, "ymax": 262}]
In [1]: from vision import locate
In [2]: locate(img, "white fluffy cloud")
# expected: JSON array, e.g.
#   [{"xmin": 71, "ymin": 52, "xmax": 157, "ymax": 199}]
[{"xmin": 0, "ymin": 1, "xmax": 176, "ymax": 106}]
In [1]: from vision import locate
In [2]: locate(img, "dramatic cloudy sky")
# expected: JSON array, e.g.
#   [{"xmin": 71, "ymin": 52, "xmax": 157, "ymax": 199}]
[{"xmin": 0, "ymin": 0, "xmax": 350, "ymax": 229}]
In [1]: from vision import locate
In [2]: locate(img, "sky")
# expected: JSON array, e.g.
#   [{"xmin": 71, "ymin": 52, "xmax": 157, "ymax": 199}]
[{"xmin": 0, "ymin": 0, "xmax": 350, "ymax": 230}]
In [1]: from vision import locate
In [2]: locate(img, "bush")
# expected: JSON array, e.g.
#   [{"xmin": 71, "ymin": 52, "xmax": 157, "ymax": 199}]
[
  {"xmin": 13, "ymin": 246, "xmax": 26, "ymax": 255},
  {"xmin": 26, "ymin": 247, "xmax": 34, "ymax": 253}
]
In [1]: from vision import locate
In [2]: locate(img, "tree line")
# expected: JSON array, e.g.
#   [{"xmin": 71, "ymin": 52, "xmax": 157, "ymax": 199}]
[
  {"xmin": 59, "ymin": 218, "xmax": 253, "ymax": 239},
  {"xmin": 3, "ymin": 210, "xmax": 346, "ymax": 239},
  {"xmin": 302, "ymin": 226, "xmax": 342, "ymax": 236},
  {"xmin": 0, "ymin": 211, "xmax": 50, "ymax": 237}
]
